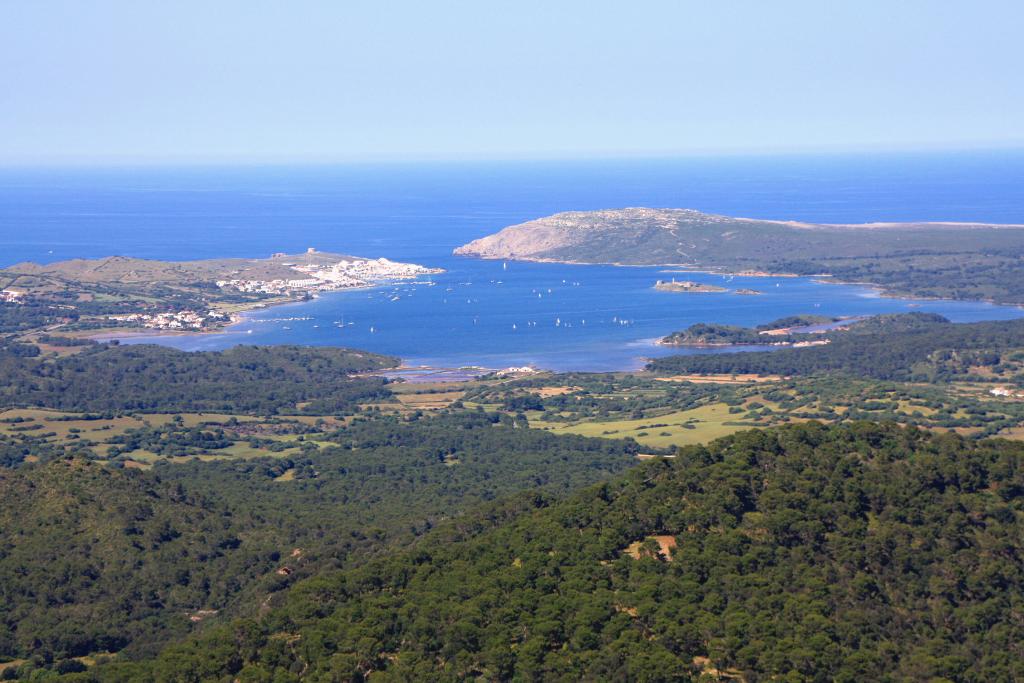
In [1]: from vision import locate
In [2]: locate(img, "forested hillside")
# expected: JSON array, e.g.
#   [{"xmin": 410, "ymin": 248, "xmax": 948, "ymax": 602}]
[
  {"xmin": 0, "ymin": 343, "xmax": 397, "ymax": 415},
  {"xmin": 87, "ymin": 422, "xmax": 1024, "ymax": 682},
  {"xmin": 0, "ymin": 413, "xmax": 637, "ymax": 671}
]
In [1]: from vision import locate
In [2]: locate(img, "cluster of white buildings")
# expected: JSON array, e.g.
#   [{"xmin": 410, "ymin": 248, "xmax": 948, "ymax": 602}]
[
  {"xmin": 1, "ymin": 289, "xmax": 25, "ymax": 303},
  {"xmin": 495, "ymin": 366, "xmax": 540, "ymax": 377},
  {"xmin": 789, "ymin": 339, "xmax": 831, "ymax": 348},
  {"xmin": 108, "ymin": 309, "xmax": 227, "ymax": 330},
  {"xmin": 990, "ymin": 386, "xmax": 1024, "ymax": 399},
  {"xmin": 216, "ymin": 257, "xmax": 443, "ymax": 295},
  {"xmin": 216, "ymin": 280, "xmax": 294, "ymax": 294}
]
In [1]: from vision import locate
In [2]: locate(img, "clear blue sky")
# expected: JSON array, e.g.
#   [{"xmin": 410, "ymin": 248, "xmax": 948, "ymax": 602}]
[{"xmin": 1, "ymin": 0, "xmax": 1021, "ymax": 164}]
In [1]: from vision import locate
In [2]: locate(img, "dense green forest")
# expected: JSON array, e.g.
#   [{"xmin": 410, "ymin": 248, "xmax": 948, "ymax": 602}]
[
  {"xmin": 0, "ymin": 344, "xmax": 397, "ymax": 415},
  {"xmin": 78, "ymin": 422, "xmax": 1024, "ymax": 682},
  {"xmin": 649, "ymin": 315, "xmax": 1024, "ymax": 382},
  {"xmin": 0, "ymin": 412, "xmax": 637, "ymax": 671}
]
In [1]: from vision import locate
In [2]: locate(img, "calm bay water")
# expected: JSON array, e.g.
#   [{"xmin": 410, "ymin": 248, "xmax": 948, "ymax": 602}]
[{"xmin": 2, "ymin": 151, "xmax": 1023, "ymax": 370}]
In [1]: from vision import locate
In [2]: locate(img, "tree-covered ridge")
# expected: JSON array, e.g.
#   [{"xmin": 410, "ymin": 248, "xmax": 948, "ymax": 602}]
[
  {"xmin": 649, "ymin": 315, "xmax": 1024, "ymax": 382},
  {"xmin": 661, "ymin": 322, "xmax": 783, "ymax": 346},
  {"xmin": 0, "ymin": 344, "xmax": 397, "ymax": 415},
  {"xmin": 0, "ymin": 458, "xmax": 253, "ymax": 663},
  {"xmin": 89, "ymin": 422, "xmax": 1024, "ymax": 683},
  {"xmin": 658, "ymin": 312, "xmax": 948, "ymax": 346},
  {"xmin": 0, "ymin": 412, "xmax": 638, "ymax": 671}
]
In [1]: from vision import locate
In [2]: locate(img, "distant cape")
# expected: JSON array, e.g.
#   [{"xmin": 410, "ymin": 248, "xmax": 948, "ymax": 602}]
[{"xmin": 453, "ymin": 207, "xmax": 1024, "ymax": 268}]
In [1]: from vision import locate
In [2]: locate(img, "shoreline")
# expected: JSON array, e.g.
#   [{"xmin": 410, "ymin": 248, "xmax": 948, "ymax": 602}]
[
  {"xmin": 656, "ymin": 315, "xmax": 863, "ymax": 349},
  {"xmin": 453, "ymin": 252, "xmax": 806, "ymax": 277},
  {"xmin": 811, "ymin": 276, "xmax": 1024, "ymax": 309},
  {"xmin": 454, "ymin": 253, "xmax": 1024, "ymax": 308},
  {"xmin": 76, "ymin": 258, "xmax": 1024, "ymax": 346},
  {"xmin": 6, "ymin": 250, "xmax": 445, "ymax": 343},
  {"xmin": 62, "ymin": 257, "xmax": 1024, "ymax": 376},
  {"xmin": 655, "ymin": 339, "xmax": 828, "ymax": 350},
  {"xmin": 83, "ymin": 310, "xmax": 256, "ymax": 342},
  {"xmin": 81, "ymin": 282, "xmax": 393, "ymax": 342}
]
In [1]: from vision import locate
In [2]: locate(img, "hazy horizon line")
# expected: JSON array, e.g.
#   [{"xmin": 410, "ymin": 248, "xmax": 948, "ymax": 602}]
[{"xmin": 1, "ymin": 141, "xmax": 1023, "ymax": 170}]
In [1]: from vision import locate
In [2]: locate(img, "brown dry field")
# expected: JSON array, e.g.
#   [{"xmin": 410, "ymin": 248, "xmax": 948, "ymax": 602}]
[
  {"xmin": 624, "ymin": 535, "xmax": 678, "ymax": 561},
  {"xmin": 395, "ymin": 392, "xmax": 464, "ymax": 409},
  {"xmin": 535, "ymin": 386, "xmax": 581, "ymax": 398}
]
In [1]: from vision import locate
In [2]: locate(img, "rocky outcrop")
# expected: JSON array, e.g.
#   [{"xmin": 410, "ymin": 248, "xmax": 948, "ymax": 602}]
[{"xmin": 454, "ymin": 208, "xmax": 734, "ymax": 261}]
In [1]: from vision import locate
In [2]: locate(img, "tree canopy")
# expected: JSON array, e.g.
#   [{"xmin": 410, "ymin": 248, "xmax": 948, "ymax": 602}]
[{"xmin": 90, "ymin": 422, "xmax": 1024, "ymax": 682}]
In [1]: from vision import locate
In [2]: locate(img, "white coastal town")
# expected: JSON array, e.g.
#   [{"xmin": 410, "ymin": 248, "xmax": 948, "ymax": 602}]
[
  {"xmin": 108, "ymin": 310, "xmax": 230, "ymax": 331},
  {"xmin": 99, "ymin": 252, "xmax": 445, "ymax": 331},
  {"xmin": 215, "ymin": 254, "xmax": 443, "ymax": 295}
]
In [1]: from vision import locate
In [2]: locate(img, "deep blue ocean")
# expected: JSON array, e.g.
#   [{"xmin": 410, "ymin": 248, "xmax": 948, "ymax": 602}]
[{"xmin": 2, "ymin": 151, "xmax": 1023, "ymax": 371}]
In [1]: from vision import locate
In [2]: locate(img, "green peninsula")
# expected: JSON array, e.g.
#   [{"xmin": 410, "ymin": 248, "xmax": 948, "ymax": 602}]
[{"xmin": 455, "ymin": 207, "xmax": 1024, "ymax": 303}]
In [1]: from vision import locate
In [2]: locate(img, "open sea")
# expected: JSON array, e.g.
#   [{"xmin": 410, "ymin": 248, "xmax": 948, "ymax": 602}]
[{"xmin": 2, "ymin": 150, "xmax": 1023, "ymax": 371}]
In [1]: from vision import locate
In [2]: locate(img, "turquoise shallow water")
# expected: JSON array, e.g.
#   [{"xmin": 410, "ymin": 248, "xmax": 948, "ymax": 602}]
[{"xmin": 2, "ymin": 152, "xmax": 1023, "ymax": 370}]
